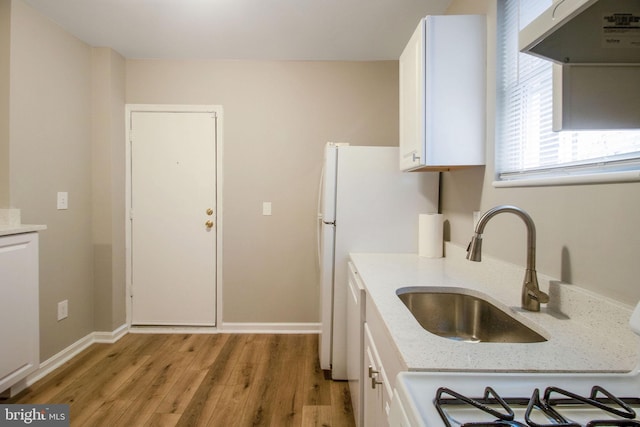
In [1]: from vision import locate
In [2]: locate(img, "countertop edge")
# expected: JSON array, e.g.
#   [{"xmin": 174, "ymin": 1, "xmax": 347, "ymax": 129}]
[{"xmin": 0, "ymin": 225, "xmax": 48, "ymax": 237}]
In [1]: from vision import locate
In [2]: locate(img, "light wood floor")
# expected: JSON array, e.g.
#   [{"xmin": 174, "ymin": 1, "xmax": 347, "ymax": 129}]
[{"xmin": 4, "ymin": 333, "xmax": 355, "ymax": 427}]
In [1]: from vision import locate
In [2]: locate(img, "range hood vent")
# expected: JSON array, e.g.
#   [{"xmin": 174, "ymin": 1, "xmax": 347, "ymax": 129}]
[{"xmin": 520, "ymin": 0, "xmax": 640, "ymax": 64}]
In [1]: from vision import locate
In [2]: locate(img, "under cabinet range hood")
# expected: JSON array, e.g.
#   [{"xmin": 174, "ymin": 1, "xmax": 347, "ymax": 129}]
[{"xmin": 520, "ymin": 0, "xmax": 640, "ymax": 65}]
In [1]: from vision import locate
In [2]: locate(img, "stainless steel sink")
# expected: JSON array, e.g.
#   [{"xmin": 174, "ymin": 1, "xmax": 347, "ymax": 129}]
[{"xmin": 397, "ymin": 288, "xmax": 547, "ymax": 343}]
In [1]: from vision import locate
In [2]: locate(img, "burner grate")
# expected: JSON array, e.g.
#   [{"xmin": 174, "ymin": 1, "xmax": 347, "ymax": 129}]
[
  {"xmin": 524, "ymin": 388, "xmax": 579, "ymax": 427},
  {"xmin": 544, "ymin": 386, "xmax": 639, "ymax": 420},
  {"xmin": 435, "ymin": 387, "xmax": 516, "ymax": 423},
  {"xmin": 434, "ymin": 385, "xmax": 640, "ymax": 427}
]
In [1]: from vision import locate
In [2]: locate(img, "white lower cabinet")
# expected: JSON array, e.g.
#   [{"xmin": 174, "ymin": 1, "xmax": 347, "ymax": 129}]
[
  {"xmin": 0, "ymin": 232, "xmax": 40, "ymax": 395},
  {"xmin": 363, "ymin": 323, "xmax": 393, "ymax": 427},
  {"xmin": 346, "ymin": 262, "xmax": 366, "ymax": 427},
  {"xmin": 348, "ymin": 258, "xmax": 407, "ymax": 427},
  {"xmin": 388, "ymin": 389, "xmax": 412, "ymax": 427}
]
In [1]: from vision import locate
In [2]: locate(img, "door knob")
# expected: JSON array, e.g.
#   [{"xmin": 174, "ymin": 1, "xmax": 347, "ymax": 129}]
[
  {"xmin": 205, "ymin": 220, "xmax": 214, "ymax": 228},
  {"xmin": 371, "ymin": 376, "xmax": 383, "ymax": 389},
  {"xmin": 206, "ymin": 208, "xmax": 214, "ymax": 216},
  {"xmin": 368, "ymin": 365, "xmax": 379, "ymax": 378}
]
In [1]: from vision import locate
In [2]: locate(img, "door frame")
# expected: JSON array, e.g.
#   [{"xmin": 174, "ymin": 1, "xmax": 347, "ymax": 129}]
[{"xmin": 124, "ymin": 104, "xmax": 224, "ymax": 331}]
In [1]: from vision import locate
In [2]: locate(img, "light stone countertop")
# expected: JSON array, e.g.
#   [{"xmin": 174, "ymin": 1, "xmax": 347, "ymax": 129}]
[
  {"xmin": 0, "ymin": 224, "xmax": 47, "ymax": 237},
  {"xmin": 0, "ymin": 209, "xmax": 46, "ymax": 236},
  {"xmin": 350, "ymin": 243, "xmax": 640, "ymax": 373}
]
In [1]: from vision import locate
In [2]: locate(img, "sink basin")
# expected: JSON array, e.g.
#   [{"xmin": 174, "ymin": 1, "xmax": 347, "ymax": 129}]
[{"xmin": 397, "ymin": 288, "xmax": 547, "ymax": 343}]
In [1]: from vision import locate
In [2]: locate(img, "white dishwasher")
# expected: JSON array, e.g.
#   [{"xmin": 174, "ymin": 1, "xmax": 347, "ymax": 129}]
[{"xmin": 346, "ymin": 262, "xmax": 365, "ymax": 427}]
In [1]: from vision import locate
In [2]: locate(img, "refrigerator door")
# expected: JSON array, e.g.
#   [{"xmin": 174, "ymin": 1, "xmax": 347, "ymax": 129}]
[
  {"xmin": 318, "ymin": 142, "xmax": 342, "ymax": 371},
  {"xmin": 318, "ymin": 221, "xmax": 335, "ymax": 370}
]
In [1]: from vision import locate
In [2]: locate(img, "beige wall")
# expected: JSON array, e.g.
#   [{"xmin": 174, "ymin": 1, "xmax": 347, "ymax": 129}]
[
  {"xmin": 91, "ymin": 48, "xmax": 126, "ymax": 331},
  {"xmin": 0, "ymin": 0, "xmax": 9, "ymax": 207},
  {"xmin": 9, "ymin": 0, "xmax": 95, "ymax": 358},
  {"xmin": 8, "ymin": 0, "xmax": 127, "ymax": 360},
  {"xmin": 443, "ymin": 0, "xmax": 640, "ymax": 306},
  {"xmin": 126, "ymin": 60, "xmax": 399, "ymax": 322}
]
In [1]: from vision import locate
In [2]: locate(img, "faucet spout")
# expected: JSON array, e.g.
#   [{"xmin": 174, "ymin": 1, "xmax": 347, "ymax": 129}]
[{"xmin": 466, "ymin": 205, "xmax": 549, "ymax": 312}]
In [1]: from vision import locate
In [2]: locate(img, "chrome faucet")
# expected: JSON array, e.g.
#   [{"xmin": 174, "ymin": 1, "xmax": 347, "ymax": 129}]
[{"xmin": 466, "ymin": 205, "xmax": 549, "ymax": 312}]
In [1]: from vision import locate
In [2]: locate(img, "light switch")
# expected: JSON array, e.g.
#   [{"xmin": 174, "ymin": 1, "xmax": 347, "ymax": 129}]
[
  {"xmin": 57, "ymin": 300, "xmax": 68, "ymax": 321},
  {"xmin": 57, "ymin": 192, "xmax": 68, "ymax": 210},
  {"xmin": 262, "ymin": 202, "xmax": 272, "ymax": 216}
]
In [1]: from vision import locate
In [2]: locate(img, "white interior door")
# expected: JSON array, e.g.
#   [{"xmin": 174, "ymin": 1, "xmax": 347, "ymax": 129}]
[{"xmin": 130, "ymin": 110, "xmax": 217, "ymax": 326}]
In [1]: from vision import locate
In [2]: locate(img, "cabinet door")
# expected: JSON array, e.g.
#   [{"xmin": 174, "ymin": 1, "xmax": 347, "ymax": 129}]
[
  {"xmin": 346, "ymin": 263, "xmax": 365, "ymax": 427},
  {"xmin": 363, "ymin": 324, "xmax": 392, "ymax": 427},
  {"xmin": 399, "ymin": 19, "xmax": 425, "ymax": 171},
  {"xmin": 0, "ymin": 233, "xmax": 39, "ymax": 392},
  {"xmin": 399, "ymin": 15, "xmax": 486, "ymax": 171}
]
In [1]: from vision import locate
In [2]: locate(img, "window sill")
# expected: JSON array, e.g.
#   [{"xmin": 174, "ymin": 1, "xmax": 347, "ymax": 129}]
[{"xmin": 493, "ymin": 170, "xmax": 640, "ymax": 188}]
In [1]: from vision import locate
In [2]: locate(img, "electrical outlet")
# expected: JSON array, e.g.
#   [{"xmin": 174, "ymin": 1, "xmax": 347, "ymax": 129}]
[
  {"xmin": 57, "ymin": 192, "xmax": 68, "ymax": 210},
  {"xmin": 57, "ymin": 300, "xmax": 68, "ymax": 321}
]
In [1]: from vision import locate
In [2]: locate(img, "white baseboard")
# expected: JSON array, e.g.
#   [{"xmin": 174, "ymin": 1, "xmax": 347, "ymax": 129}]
[
  {"xmin": 128, "ymin": 326, "xmax": 219, "ymax": 334},
  {"xmin": 21, "ymin": 324, "xmax": 129, "ymax": 391},
  {"xmin": 221, "ymin": 322, "xmax": 321, "ymax": 334},
  {"xmin": 128, "ymin": 322, "xmax": 321, "ymax": 334},
  {"xmin": 94, "ymin": 323, "xmax": 129, "ymax": 343}
]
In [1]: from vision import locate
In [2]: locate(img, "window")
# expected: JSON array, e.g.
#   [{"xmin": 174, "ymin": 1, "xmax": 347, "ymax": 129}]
[{"xmin": 496, "ymin": 0, "xmax": 640, "ymax": 186}]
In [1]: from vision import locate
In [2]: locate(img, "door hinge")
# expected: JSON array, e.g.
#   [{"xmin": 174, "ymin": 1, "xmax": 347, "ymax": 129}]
[{"xmin": 129, "ymin": 209, "xmax": 134, "ymax": 220}]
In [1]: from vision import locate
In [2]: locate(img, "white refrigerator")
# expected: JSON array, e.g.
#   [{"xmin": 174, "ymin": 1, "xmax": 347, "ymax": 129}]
[{"xmin": 317, "ymin": 143, "xmax": 439, "ymax": 380}]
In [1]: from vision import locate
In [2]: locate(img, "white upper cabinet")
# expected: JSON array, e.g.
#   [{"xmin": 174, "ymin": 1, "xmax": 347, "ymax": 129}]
[{"xmin": 399, "ymin": 15, "xmax": 486, "ymax": 171}]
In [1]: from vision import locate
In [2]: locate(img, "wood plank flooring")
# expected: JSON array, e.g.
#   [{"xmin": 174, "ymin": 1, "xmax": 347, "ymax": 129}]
[{"xmin": 4, "ymin": 333, "xmax": 355, "ymax": 427}]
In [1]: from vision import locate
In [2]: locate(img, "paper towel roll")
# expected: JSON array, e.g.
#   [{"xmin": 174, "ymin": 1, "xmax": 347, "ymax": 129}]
[{"xmin": 418, "ymin": 213, "xmax": 443, "ymax": 258}]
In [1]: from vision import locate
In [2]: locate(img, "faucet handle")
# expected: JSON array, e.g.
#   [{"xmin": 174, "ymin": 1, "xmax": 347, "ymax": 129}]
[
  {"xmin": 526, "ymin": 282, "xmax": 549, "ymax": 303},
  {"xmin": 532, "ymin": 290, "xmax": 549, "ymax": 304}
]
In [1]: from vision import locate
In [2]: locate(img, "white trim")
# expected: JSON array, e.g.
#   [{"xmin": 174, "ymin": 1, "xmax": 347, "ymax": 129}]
[
  {"xmin": 493, "ymin": 170, "xmax": 640, "ymax": 188},
  {"xmin": 128, "ymin": 326, "xmax": 219, "ymax": 334},
  {"xmin": 93, "ymin": 323, "xmax": 129, "ymax": 343},
  {"xmin": 127, "ymin": 323, "xmax": 321, "ymax": 334},
  {"xmin": 221, "ymin": 322, "xmax": 321, "ymax": 334},
  {"xmin": 13, "ymin": 325, "xmax": 128, "ymax": 395},
  {"xmin": 124, "ymin": 104, "xmax": 224, "ymax": 329}
]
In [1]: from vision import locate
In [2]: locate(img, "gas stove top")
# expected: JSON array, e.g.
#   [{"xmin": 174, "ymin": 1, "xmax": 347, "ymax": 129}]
[
  {"xmin": 390, "ymin": 371, "xmax": 640, "ymax": 427},
  {"xmin": 436, "ymin": 384, "xmax": 640, "ymax": 426}
]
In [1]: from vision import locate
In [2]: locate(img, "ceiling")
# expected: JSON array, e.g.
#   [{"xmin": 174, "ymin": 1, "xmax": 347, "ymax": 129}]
[{"xmin": 23, "ymin": 0, "xmax": 453, "ymax": 60}]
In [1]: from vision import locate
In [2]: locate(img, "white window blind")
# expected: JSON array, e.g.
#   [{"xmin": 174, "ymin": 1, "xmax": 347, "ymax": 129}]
[{"xmin": 497, "ymin": 0, "xmax": 640, "ymax": 183}]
